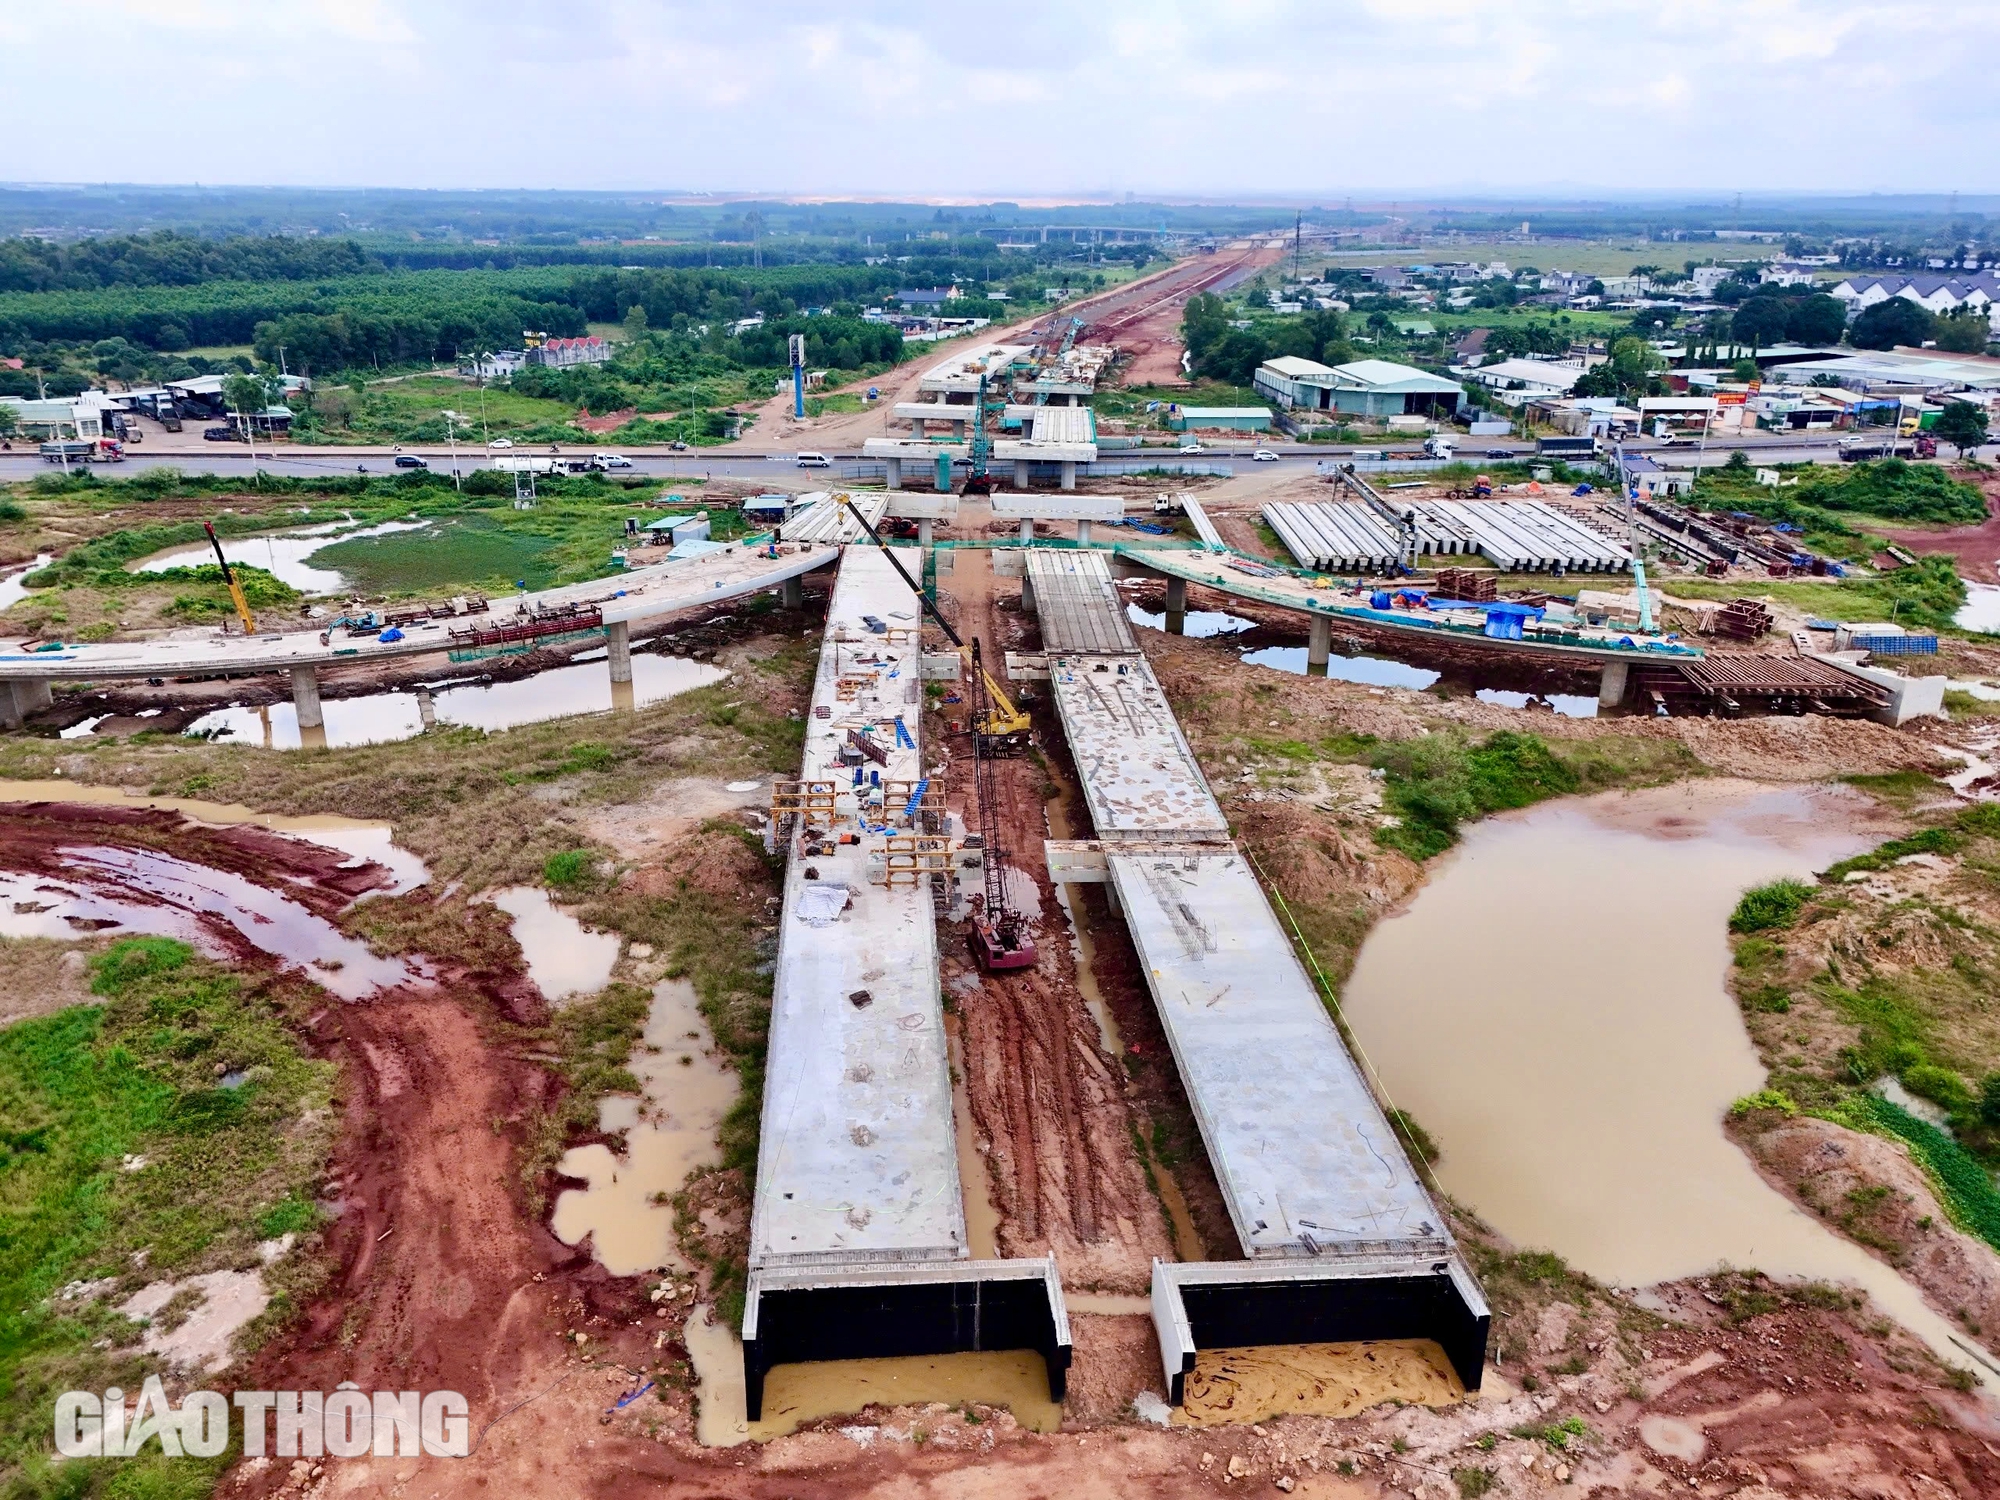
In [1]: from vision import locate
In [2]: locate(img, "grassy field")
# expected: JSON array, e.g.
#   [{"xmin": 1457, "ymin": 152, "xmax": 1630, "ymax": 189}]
[
  {"xmin": 1319, "ymin": 239, "xmax": 1677, "ymax": 278},
  {"xmin": 0, "ymin": 936, "xmax": 335, "ymax": 1498}
]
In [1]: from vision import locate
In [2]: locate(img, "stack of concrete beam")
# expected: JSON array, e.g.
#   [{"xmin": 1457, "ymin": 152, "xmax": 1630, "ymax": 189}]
[
  {"xmin": 1181, "ymin": 495, "xmax": 1226, "ymax": 552},
  {"xmin": 1265, "ymin": 499, "xmax": 1629, "ymax": 574}
]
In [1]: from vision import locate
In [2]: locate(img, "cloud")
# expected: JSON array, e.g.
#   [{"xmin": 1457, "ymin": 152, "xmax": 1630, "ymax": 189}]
[{"xmin": 3, "ymin": 0, "xmax": 1995, "ymax": 196}]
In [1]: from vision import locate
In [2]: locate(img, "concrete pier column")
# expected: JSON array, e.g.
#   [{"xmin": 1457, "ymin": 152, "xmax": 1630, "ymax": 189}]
[
  {"xmin": 1598, "ymin": 659, "xmax": 1629, "ymax": 708},
  {"xmin": 415, "ymin": 686, "xmax": 437, "ymax": 730},
  {"xmin": 1076, "ymin": 519, "xmax": 1092, "ymax": 546},
  {"xmin": 1165, "ymin": 575, "xmax": 1187, "ymax": 635},
  {"xmin": 1018, "ymin": 518, "xmax": 1034, "ymax": 545},
  {"xmin": 917, "ymin": 518, "xmax": 933, "ymax": 547},
  {"xmin": 781, "ymin": 575, "xmax": 804, "ymax": 610},
  {"xmin": 10, "ymin": 678, "xmax": 53, "ymax": 722},
  {"xmin": 290, "ymin": 664, "xmax": 324, "ymax": 729},
  {"xmin": 611, "ymin": 677, "xmax": 636, "ymax": 714},
  {"xmin": 1060, "ymin": 460, "xmax": 1077, "ymax": 491},
  {"xmin": 606, "ymin": 619, "xmax": 634, "ymax": 684},
  {"xmin": 885, "ymin": 457, "xmax": 903, "ymax": 491},
  {"xmin": 1307, "ymin": 614, "xmax": 1333, "ymax": 677},
  {"xmin": 1013, "ymin": 458, "xmax": 1029, "ymax": 491},
  {"xmin": 1020, "ymin": 571, "xmax": 1036, "ymax": 613}
]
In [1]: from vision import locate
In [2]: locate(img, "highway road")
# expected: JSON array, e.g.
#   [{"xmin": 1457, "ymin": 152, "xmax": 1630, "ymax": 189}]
[{"xmin": 3, "ymin": 430, "xmax": 1969, "ymax": 486}]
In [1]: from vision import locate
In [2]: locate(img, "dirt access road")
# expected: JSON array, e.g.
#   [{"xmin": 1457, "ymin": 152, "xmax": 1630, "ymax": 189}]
[{"xmin": 722, "ymin": 244, "xmax": 1280, "ymax": 455}]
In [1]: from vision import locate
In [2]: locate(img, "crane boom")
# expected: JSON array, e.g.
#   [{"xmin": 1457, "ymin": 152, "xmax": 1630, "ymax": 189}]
[{"xmin": 203, "ymin": 522, "xmax": 258, "ymax": 635}]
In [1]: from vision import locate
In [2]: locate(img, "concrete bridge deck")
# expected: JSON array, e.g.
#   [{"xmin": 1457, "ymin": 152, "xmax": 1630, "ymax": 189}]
[
  {"xmin": 0, "ymin": 496, "xmax": 891, "ymax": 727},
  {"xmin": 1024, "ymin": 548, "xmax": 1491, "ymax": 1405},
  {"xmin": 744, "ymin": 543, "xmax": 1068, "ymax": 1419}
]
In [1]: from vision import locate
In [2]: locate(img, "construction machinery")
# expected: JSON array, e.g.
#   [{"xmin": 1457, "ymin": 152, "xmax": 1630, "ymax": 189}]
[
  {"xmin": 838, "ymin": 496, "xmax": 1037, "ymax": 971},
  {"xmin": 958, "ymin": 373, "xmax": 1007, "ymax": 497},
  {"xmin": 202, "ymin": 522, "xmax": 257, "ymax": 635}
]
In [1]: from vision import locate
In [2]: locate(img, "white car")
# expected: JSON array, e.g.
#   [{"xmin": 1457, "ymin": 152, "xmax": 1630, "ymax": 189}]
[
  {"xmin": 1178, "ymin": 443, "xmax": 1203, "ymax": 455},
  {"xmin": 1251, "ymin": 448, "xmax": 1279, "ymax": 462},
  {"xmin": 487, "ymin": 437, "xmax": 514, "ymax": 449},
  {"xmin": 795, "ymin": 451, "xmax": 832, "ymax": 468},
  {"xmin": 593, "ymin": 453, "xmax": 633, "ymax": 468}
]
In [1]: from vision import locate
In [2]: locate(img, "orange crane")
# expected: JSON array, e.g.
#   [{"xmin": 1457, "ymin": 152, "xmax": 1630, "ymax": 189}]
[{"xmin": 203, "ymin": 522, "xmax": 257, "ymax": 634}]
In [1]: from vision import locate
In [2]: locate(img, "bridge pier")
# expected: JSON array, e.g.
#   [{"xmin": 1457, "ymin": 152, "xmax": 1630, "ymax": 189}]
[
  {"xmin": 1076, "ymin": 519, "xmax": 1092, "ymax": 546},
  {"xmin": 5, "ymin": 678, "xmax": 53, "ymax": 727},
  {"xmin": 1060, "ymin": 460, "xmax": 1077, "ymax": 492},
  {"xmin": 611, "ymin": 677, "xmax": 636, "ymax": 714},
  {"xmin": 885, "ymin": 457, "xmax": 903, "ymax": 491},
  {"xmin": 1164, "ymin": 575, "xmax": 1187, "ymax": 634},
  {"xmin": 416, "ymin": 686, "xmax": 437, "ymax": 731},
  {"xmin": 1307, "ymin": 614, "xmax": 1333, "ymax": 677},
  {"xmin": 607, "ymin": 620, "xmax": 634, "ymax": 684},
  {"xmin": 781, "ymin": 575, "xmax": 804, "ymax": 610},
  {"xmin": 917, "ymin": 518, "xmax": 933, "ymax": 547},
  {"xmin": 1018, "ymin": 518, "xmax": 1034, "ymax": 545},
  {"xmin": 1598, "ymin": 659, "xmax": 1629, "ymax": 708},
  {"xmin": 1012, "ymin": 459, "xmax": 1028, "ymax": 491},
  {"xmin": 290, "ymin": 665, "xmax": 324, "ymax": 730}
]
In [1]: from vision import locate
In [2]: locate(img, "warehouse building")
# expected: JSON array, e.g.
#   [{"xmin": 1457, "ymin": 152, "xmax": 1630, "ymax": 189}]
[
  {"xmin": 1167, "ymin": 405, "xmax": 1272, "ymax": 433},
  {"xmin": 1254, "ymin": 356, "xmax": 1464, "ymax": 418}
]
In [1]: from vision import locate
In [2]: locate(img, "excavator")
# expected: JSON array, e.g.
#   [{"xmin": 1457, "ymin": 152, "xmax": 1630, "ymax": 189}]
[
  {"xmin": 838, "ymin": 496, "xmax": 1037, "ymax": 971},
  {"xmin": 203, "ymin": 522, "xmax": 257, "ymax": 635}
]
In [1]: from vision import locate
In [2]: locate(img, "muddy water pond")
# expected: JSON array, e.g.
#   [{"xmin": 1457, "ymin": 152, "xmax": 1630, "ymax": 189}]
[
  {"xmin": 550, "ymin": 978, "xmax": 736, "ymax": 1275},
  {"xmin": 1341, "ymin": 779, "xmax": 1993, "ymax": 1382},
  {"xmin": 180, "ymin": 653, "xmax": 727, "ymax": 749},
  {"xmin": 135, "ymin": 519, "xmax": 431, "ymax": 594},
  {"xmin": 485, "ymin": 886, "xmax": 619, "ymax": 1002}
]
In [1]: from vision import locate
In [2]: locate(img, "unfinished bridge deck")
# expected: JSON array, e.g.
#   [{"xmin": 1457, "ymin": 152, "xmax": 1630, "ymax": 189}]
[
  {"xmin": 1025, "ymin": 559, "xmax": 1491, "ymax": 1407},
  {"xmin": 744, "ymin": 543, "xmax": 1067, "ymax": 1419}
]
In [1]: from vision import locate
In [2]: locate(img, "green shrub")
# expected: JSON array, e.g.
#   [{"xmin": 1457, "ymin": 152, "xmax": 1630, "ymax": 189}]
[{"xmin": 1730, "ymin": 879, "xmax": 1813, "ymax": 933}]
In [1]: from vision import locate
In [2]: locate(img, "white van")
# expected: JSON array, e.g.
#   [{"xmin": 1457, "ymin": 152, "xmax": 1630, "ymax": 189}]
[
  {"xmin": 796, "ymin": 451, "xmax": 831, "ymax": 468},
  {"xmin": 592, "ymin": 452, "xmax": 633, "ymax": 469}
]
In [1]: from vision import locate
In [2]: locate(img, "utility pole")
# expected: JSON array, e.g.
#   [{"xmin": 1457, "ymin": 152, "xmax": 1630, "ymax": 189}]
[{"xmin": 1293, "ymin": 211, "xmax": 1302, "ymax": 281}]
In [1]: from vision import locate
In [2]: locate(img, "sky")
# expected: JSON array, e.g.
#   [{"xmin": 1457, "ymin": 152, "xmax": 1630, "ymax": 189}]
[{"xmin": 2, "ymin": 0, "xmax": 1994, "ymax": 199}]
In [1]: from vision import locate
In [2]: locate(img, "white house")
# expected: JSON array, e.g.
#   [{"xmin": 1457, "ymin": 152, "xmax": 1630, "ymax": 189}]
[{"xmin": 1831, "ymin": 273, "xmax": 2000, "ymax": 330}]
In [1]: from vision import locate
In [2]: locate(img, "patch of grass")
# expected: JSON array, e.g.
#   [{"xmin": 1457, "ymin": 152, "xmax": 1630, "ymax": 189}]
[
  {"xmin": 518, "ymin": 982, "xmax": 651, "ymax": 1214},
  {"xmin": 542, "ymin": 849, "xmax": 596, "ymax": 890},
  {"xmin": 1670, "ymin": 554, "xmax": 1968, "ymax": 634},
  {"xmin": 1510, "ymin": 1415, "xmax": 1591, "ymax": 1450},
  {"xmin": 1821, "ymin": 1093, "xmax": 2000, "ymax": 1252},
  {"xmin": 1731, "ymin": 879, "xmax": 1814, "ymax": 934},
  {"xmin": 0, "ymin": 937, "xmax": 333, "ymax": 1496},
  {"xmin": 1388, "ymin": 1107, "xmax": 1439, "ymax": 1167},
  {"xmin": 1369, "ymin": 729, "xmax": 1697, "ymax": 860},
  {"xmin": 1842, "ymin": 769, "xmax": 1946, "ymax": 810}
]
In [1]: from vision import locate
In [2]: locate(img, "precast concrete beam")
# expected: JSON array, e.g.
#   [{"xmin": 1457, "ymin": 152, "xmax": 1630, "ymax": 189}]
[{"xmin": 290, "ymin": 664, "xmax": 324, "ymax": 729}]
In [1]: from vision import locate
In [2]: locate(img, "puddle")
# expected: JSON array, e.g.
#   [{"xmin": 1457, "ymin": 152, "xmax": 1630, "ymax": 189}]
[
  {"xmin": 685, "ymin": 1300, "xmax": 1061, "ymax": 1448},
  {"xmin": 944, "ymin": 1013, "xmax": 1002, "ymax": 1260},
  {"xmin": 1126, "ymin": 603, "xmax": 1257, "ymax": 637},
  {"xmin": 550, "ymin": 979, "xmax": 737, "ymax": 1274},
  {"xmin": 1341, "ymin": 779, "xmax": 1994, "ymax": 1384},
  {"xmin": 487, "ymin": 887, "xmax": 619, "ymax": 1001},
  {"xmin": 1474, "ymin": 687, "xmax": 1600, "ymax": 719},
  {"xmin": 1240, "ymin": 643, "xmax": 1441, "ymax": 689},
  {"xmin": 1176, "ymin": 1339, "xmax": 1465, "ymax": 1426},
  {"xmin": 0, "ymin": 553, "xmax": 54, "ymax": 612},
  {"xmin": 1957, "ymin": 580, "xmax": 2000, "ymax": 634},
  {"xmin": 0, "ymin": 845, "xmax": 426, "ymax": 1000},
  {"xmin": 0, "ymin": 781, "xmax": 428, "ymax": 895},
  {"xmin": 135, "ymin": 519, "xmax": 429, "ymax": 593},
  {"xmin": 179, "ymin": 654, "xmax": 728, "ymax": 749}
]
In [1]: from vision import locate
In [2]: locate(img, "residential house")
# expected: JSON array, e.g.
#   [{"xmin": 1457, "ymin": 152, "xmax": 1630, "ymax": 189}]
[{"xmin": 528, "ymin": 335, "xmax": 614, "ymax": 368}]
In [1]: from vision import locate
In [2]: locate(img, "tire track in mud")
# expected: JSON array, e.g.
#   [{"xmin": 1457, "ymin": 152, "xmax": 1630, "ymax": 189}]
[{"xmin": 939, "ymin": 550, "xmax": 1173, "ymax": 1290}]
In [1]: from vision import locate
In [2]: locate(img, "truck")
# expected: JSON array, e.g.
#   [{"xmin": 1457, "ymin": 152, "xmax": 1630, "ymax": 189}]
[
  {"xmin": 1838, "ymin": 435, "xmax": 1919, "ymax": 462},
  {"xmin": 1536, "ymin": 435, "xmax": 1600, "ymax": 461},
  {"xmin": 39, "ymin": 439, "xmax": 124, "ymax": 464},
  {"xmin": 1422, "ymin": 434, "xmax": 1456, "ymax": 460},
  {"xmin": 490, "ymin": 455, "xmax": 560, "ymax": 474}
]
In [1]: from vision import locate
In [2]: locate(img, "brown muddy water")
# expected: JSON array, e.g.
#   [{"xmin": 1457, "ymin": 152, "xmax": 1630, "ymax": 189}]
[
  {"xmin": 485, "ymin": 886, "xmax": 620, "ymax": 1002},
  {"xmin": 1341, "ymin": 779, "xmax": 1996, "ymax": 1387},
  {"xmin": 0, "ymin": 781, "xmax": 430, "ymax": 999},
  {"xmin": 550, "ymin": 978, "xmax": 737, "ymax": 1276},
  {"xmin": 174, "ymin": 653, "xmax": 728, "ymax": 750}
]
